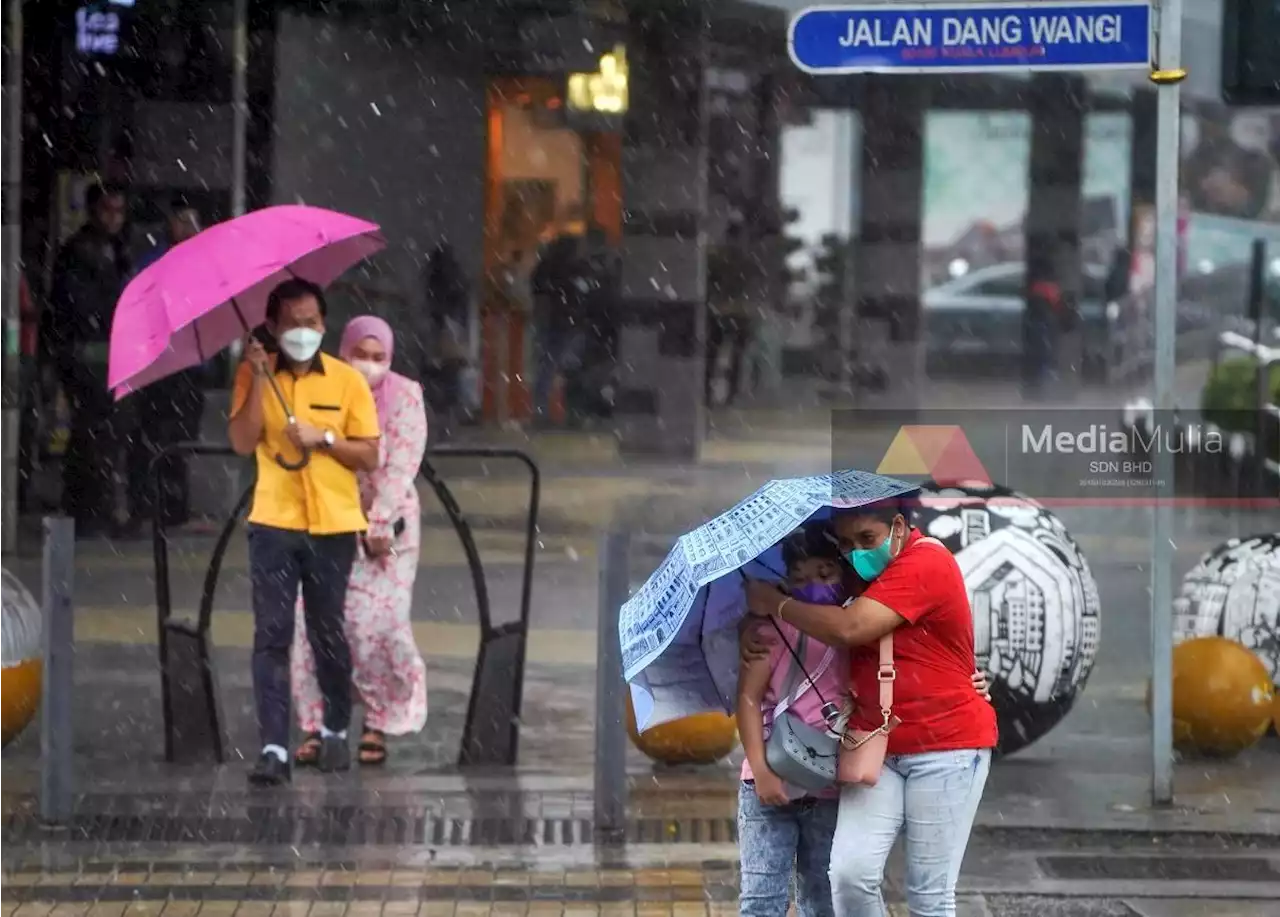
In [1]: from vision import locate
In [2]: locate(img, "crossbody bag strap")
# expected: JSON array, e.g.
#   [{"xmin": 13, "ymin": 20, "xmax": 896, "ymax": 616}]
[
  {"xmin": 772, "ymin": 644, "xmax": 836, "ymax": 723},
  {"xmin": 873, "ymin": 532, "xmax": 943, "ymax": 717},
  {"xmin": 876, "ymin": 632, "xmax": 895, "ymax": 718},
  {"xmin": 768, "ymin": 631, "xmax": 806, "ymax": 725}
]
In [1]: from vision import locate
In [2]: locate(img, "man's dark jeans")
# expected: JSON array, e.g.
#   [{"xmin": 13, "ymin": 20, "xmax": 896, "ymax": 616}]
[{"xmin": 248, "ymin": 524, "xmax": 357, "ymax": 750}]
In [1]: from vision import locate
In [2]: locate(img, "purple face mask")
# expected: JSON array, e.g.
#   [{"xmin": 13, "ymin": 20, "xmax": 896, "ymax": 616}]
[{"xmin": 791, "ymin": 581, "xmax": 846, "ymax": 606}]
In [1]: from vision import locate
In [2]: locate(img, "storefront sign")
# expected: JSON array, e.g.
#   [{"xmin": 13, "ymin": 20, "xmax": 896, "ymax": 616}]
[{"xmin": 789, "ymin": 1, "xmax": 1153, "ymax": 74}]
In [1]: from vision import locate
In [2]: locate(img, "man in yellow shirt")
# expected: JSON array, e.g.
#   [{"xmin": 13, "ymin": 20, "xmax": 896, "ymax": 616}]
[{"xmin": 228, "ymin": 278, "xmax": 380, "ymax": 786}]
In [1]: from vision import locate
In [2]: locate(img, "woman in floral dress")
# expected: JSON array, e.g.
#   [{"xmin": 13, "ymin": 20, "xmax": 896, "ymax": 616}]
[{"xmin": 293, "ymin": 315, "xmax": 429, "ymax": 766}]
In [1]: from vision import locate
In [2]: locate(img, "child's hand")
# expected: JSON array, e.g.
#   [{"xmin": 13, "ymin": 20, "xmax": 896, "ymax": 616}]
[
  {"xmin": 738, "ymin": 618, "xmax": 773, "ymax": 665},
  {"xmin": 754, "ymin": 770, "xmax": 791, "ymax": 807},
  {"xmin": 971, "ymin": 670, "xmax": 992, "ymax": 702}
]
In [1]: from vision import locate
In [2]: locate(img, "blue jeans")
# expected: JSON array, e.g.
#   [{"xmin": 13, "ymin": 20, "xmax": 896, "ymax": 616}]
[
  {"xmin": 829, "ymin": 749, "xmax": 991, "ymax": 917},
  {"xmin": 738, "ymin": 782, "xmax": 838, "ymax": 917}
]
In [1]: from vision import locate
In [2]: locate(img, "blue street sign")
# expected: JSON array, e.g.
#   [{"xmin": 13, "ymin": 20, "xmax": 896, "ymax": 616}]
[{"xmin": 789, "ymin": 1, "xmax": 1153, "ymax": 74}]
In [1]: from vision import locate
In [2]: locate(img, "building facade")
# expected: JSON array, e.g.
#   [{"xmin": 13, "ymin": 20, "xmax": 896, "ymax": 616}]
[{"xmin": 11, "ymin": 0, "xmax": 1279, "ymax": 508}]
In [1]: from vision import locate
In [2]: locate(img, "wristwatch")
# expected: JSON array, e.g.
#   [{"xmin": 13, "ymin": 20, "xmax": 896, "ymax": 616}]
[{"xmin": 321, "ymin": 430, "xmax": 336, "ymax": 449}]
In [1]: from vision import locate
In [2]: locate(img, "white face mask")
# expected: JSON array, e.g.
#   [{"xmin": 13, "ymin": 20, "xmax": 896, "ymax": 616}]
[
  {"xmin": 278, "ymin": 327, "xmax": 323, "ymax": 363},
  {"xmin": 351, "ymin": 359, "xmax": 389, "ymax": 385}
]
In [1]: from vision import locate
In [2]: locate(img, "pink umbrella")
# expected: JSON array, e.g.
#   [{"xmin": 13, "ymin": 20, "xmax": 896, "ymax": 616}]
[{"xmin": 108, "ymin": 204, "xmax": 385, "ymax": 398}]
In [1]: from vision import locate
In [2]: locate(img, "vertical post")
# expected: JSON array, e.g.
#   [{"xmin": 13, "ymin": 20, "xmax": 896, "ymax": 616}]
[
  {"xmin": 40, "ymin": 516, "xmax": 76, "ymax": 823},
  {"xmin": 230, "ymin": 0, "xmax": 249, "ymax": 218},
  {"xmin": 834, "ymin": 111, "xmax": 858, "ymax": 396},
  {"xmin": 1, "ymin": 0, "xmax": 22, "ymax": 552},
  {"xmin": 594, "ymin": 528, "xmax": 631, "ymax": 840},
  {"xmin": 1247, "ymin": 240, "xmax": 1269, "ymax": 498},
  {"xmin": 1149, "ymin": 0, "xmax": 1184, "ymax": 808}
]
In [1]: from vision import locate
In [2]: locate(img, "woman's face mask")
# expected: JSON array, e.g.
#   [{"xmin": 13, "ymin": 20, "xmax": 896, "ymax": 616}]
[
  {"xmin": 350, "ymin": 359, "xmax": 389, "ymax": 385},
  {"xmin": 278, "ymin": 327, "xmax": 323, "ymax": 363},
  {"xmin": 846, "ymin": 518, "xmax": 904, "ymax": 582}
]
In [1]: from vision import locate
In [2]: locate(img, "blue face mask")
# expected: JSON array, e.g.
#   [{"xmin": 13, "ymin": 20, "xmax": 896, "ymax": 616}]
[
  {"xmin": 791, "ymin": 581, "xmax": 846, "ymax": 606},
  {"xmin": 847, "ymin": 522, "xmax": 903, "ymax": 582}
]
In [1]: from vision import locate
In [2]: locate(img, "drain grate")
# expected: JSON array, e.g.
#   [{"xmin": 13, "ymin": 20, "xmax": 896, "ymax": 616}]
[
  {"xmin": 2, "ymin": 813, "xmax": 740, "ymax": 847},
  {"xmin": 1038, "ymin": 855, "xmax": 1279, "ymax": 882}
]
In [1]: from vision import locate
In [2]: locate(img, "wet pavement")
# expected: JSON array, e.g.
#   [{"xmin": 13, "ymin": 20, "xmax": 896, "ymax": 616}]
[{"xmin": 4, "ymin": 399, "xmax": 1278, "ymax": 915}]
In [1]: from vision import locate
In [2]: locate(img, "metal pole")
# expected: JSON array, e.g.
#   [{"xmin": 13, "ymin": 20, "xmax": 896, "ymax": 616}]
[
  {"xmin": 40, "ymin": 516, "xmax": 76, "ymax": 823},
  {"xmin": 834, "ymin": 113, "xmax": 856, "ymax": 397},
  {"xmin": 1149, "ymin": 0, "xmax": 1184, "ymax": 808},
  {"xmin": 593, "ymin": 528, "xmax": 631, "ymax": 841},
  {"xmin": 230, "ymin": 0, "xmax": 249, "ymax": 219},
  {"xmin": 1, "ymin": 0, "xmax": 22, "ymax": 553},
  {"xmin": 1247, "ymin": 240, "xmax": 1269, "ymax": 498}
]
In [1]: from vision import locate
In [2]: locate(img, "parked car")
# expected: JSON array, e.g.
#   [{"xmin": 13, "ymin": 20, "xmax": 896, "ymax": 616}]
[{"xmin": 922, "ymin": 261, "xmax": 1115, "ymax": 378}]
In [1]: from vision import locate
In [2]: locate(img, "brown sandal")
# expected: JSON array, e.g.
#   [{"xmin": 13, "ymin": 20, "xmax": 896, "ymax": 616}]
[
  {"xmin": 295, "ymin": 732, "xmax": 323, "ymax": 767},
  {"xmin": 358, "ymin": 729, "xmax": 387, "ymax": 766}
]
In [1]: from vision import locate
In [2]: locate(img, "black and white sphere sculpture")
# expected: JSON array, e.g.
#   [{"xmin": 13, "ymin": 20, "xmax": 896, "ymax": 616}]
[
  {"xmin": 1173, "ymin": 533, "xmax": 1280, "ymax": 689},
  {"xmin": 915, "ymin": 481, "xmax": 1102, "ymax": 756}
]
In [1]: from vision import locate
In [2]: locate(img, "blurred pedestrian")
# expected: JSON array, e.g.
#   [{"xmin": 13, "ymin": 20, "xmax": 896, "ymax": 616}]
[
  {"xmin": 227, "ymin": 279, "xmax": 381, "ymax": 786},
  {"xmin": 531, "ymin": 227, "xmax": 588, "ymax": 424},
  {"xmin": 123, "ymin": 195, "xmax": 207, "ymax": 534},
  {"xmin": 49, "ymin": 182, "xmax": 130, "ymax": 536},
  {"xmin": 291, "ymin": 315, "xmax": 429, "ymax": 767},
  {"xmin": 423, "ymin": 241, "xmax": 472, "ymax": 434},
  {"xmin": 706, "ymin": 219, "xmax": 758, "ymax": 408},
  {"xmin": 565, "ymin": 224, "xmax": 621, "ymax": 424}
]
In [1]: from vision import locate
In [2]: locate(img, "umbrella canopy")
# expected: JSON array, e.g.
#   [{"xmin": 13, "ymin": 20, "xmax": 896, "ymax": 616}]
[
  {"xmin": 620, "ymin": 469, "xmax": 919, "ymax": 732},
  {"xmin": 108, "ymin": 204, "xmax": 385, "ymax": 397}
]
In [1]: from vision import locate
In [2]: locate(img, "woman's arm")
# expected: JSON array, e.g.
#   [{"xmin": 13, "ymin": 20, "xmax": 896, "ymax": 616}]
[
  {"xmin": 744, "ymin": 579, "xmax": 904, "ymax": 648},
  {"xmin": 368, "ymin": 381, "xmax": 428, "ymax": 536}
]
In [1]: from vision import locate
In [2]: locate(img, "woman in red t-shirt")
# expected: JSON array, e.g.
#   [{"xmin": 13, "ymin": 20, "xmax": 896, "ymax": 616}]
[{"xmin": 744, "ymin": 497, "xmax": 997, "ymax": 917}]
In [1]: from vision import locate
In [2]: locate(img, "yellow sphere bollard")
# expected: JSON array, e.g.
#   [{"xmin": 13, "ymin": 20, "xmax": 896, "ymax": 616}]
[
  {"xmin": 2, "ymin": 568, "xmax": 44, "ymax": 747},
  {"xmin": 1168, "ymin": 636, "xmax": 1274, "ymax": 757},
  {"xmin": 626, "ymin": 694, "xmax": 738, "ymax": 766}
]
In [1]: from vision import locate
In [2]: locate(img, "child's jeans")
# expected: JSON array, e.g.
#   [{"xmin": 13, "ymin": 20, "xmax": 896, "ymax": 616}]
[{"xmin": 738, "ymin": 781, "xmax": 838, "ymax": 917}]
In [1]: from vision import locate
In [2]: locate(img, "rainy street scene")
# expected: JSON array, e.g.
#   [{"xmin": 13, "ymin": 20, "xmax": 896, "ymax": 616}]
[{"xmin": 2, "ymin": 1, "xmax": 1280, "ymax": 917}]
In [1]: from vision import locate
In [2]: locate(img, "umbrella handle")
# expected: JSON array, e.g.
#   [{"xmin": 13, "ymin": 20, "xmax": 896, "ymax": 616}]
[
  {"xmin": 275, "ymin": 447, "xmax": 311, "ymax": 471},
  {"xmin": 276, "ymin": 415, "xmax": 312, "ymax": 471},
  {"xmin": 257, "ymin": 365, "xmax": 312, "ymax": 470}
]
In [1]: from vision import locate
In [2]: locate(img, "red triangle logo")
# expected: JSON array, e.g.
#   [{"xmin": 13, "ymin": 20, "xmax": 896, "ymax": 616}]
[{"xmin": 929, "ymin": 428, "xmax": 990, "ymax": 486}]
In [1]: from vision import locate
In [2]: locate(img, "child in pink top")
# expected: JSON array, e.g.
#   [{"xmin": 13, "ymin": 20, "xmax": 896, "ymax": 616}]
[{"xmin": 736, "ymin": 526, "xmax": 846, "ymax": 917}]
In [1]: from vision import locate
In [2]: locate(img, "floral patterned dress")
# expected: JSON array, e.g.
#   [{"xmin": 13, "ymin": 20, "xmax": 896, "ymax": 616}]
[{"xmin": 290, "ymin": 373, "xmax": 429, "ymax": 735}]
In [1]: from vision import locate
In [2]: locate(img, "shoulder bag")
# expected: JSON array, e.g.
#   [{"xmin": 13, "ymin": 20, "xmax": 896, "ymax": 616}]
[
  {"xmin": 835, "ymin": 631, "xmax": 899, "ymax": 786},
  {"xmin": 762, "ymin": 623, "xmax": 843, "ymax": 793}
]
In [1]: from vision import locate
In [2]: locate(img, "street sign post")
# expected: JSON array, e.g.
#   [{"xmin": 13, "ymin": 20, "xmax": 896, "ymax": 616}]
[{"xmin": 786, "ymin": 0, "xmax": 1181, "ymax": 807}]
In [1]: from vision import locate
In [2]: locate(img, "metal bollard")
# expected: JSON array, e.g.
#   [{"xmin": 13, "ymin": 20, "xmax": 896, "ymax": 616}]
[
  {"xmin": 593, "ymin": 528, "xmax": 631, "ymax": 841},
  {"xmin": 40, "ymin": 516, "xmax": 75, "ymax": 823}
]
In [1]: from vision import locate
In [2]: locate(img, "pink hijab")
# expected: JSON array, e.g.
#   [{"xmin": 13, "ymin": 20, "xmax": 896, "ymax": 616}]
[{"xmin": 339, "ymin": 315, "xmax": 398, "ymax": 421}]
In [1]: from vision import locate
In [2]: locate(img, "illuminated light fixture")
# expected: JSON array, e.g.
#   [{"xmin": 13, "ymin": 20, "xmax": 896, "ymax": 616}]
[{"xmin": 568, "ymin": 45, "xmax": 628, "ymax": 115}]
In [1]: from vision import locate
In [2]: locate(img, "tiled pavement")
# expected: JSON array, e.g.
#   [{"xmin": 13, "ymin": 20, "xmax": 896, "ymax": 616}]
[{"xmin": 4, "ymin": 857, "xmax": 1280, "ymax": 917}]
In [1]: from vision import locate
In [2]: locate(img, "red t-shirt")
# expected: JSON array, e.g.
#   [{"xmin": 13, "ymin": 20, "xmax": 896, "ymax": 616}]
[{"xmin": 849, "ymin": 529, "xmax": 998, "ymax": 755}]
